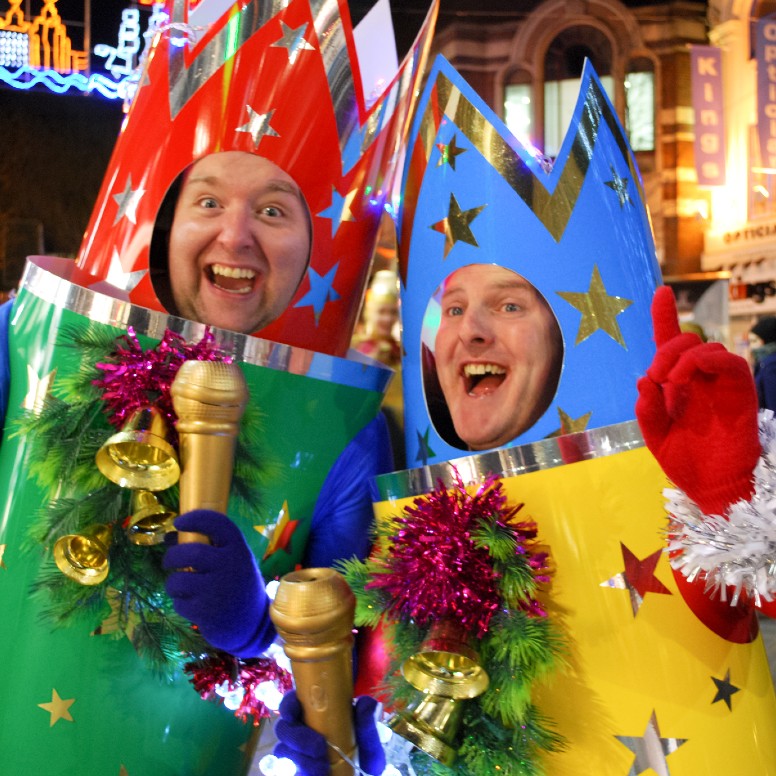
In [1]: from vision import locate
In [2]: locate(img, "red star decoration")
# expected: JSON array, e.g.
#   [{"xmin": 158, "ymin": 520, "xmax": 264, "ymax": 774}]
[{"xmin": 622, "ymin": 543, "xmax": 672, "ymax": 599}]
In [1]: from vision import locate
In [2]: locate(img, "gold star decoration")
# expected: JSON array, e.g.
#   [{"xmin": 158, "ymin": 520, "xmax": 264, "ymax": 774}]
[
  {"xmin": 236, "ymin": 105, "xmax": 280, "ymax": 149},
  {"xmin": 91, "ymin": 587, "xmax": 140, "ymax": 642},
  {"xmin": 105, "ymin": 248, "xmax": 146, "ymax": 294},
  {"xmin": 604, "ymin": 166, "xmax": 631, "ymax": 207},
  {"xmin": 119, "ymin": 766, "xmax": 129, "ymax": 776},
  {"xmin": 436, "ymin": 135, "xmax": 466, "ymax": 169},
  {"xmin": 112, "ymin": 176, "xmax": 146, "ymax": 225},
  {"xmin": 556, "ymin": 265, "xmax": 634, "ymax": 347},
  {"xmin": 615, "ymin": 710, "xmax": 687, "ymax": 774},
  {"xmin": 0, "ymin": 543, "xmax": 6, "ymax": 570},
  {"xmin": 23, "ymin": 364, "xmax": 56, "ymax": 413},
  {"xmin": 600, "ymin": 543, "xmax": 672, "ymax": 616},
  {"xmin": 271, "ymin": 21, "xmax": 315, "ymax": 64},
  {"xmin": 38, "ymin": 688, "xmax": 75, "ymax": 726},
  {"xmin": 555, "ymin": 408, "xmax": 592, "ymax": 435},
  {"xmin": 430, "ymin": 193, "xmax": 486, "ymax": 258}
]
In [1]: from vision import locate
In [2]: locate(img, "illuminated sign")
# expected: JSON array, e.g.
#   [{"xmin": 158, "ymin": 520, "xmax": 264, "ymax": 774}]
[
  {"xmin": 690, "ymin": 45, "xmax": 726, "ymax": 186},
  {"xmin": 0, "ymin": 0, "xmax": 167, "ymax": 99},
  {"xmin": 758, "ymin": 16, "xmax": 776, "ymax": 170}
]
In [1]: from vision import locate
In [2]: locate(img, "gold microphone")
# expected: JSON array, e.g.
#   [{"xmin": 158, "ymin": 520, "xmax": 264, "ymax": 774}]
[
  {"xmin": 270, "ymin": 568, "xmax": 357, "ymax": 775},
  {"xmin": 169, "ymin": 360, "xmax": 249, "ymax": 544}
]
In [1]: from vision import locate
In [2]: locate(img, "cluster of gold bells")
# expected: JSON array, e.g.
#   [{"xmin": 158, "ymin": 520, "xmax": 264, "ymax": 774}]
[
  {"xmin": 389, "ymin": 618, "xmax": 490, "ymax": 765},
  {"xmin": 53, "ymin": 360, "xmax": 249, "ymax": 586}
]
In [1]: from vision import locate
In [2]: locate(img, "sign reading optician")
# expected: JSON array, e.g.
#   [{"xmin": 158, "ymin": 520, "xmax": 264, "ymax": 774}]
[
  {"xmin": 758, "ymin": 16, "xmax": 776, "ymax": 172},
  {"xmin": 690, "ymin": 45, "xmax": 726, "ymax": 186}
]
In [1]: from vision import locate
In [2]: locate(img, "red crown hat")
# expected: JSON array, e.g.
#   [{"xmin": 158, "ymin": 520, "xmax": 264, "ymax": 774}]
[{"xmin": 75, "ymin": 0, "xmax": 438, "ymax": 356}]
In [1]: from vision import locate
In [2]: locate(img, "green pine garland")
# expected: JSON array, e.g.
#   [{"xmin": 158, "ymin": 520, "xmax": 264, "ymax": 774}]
[
  {"xmin": 14, "ymin": 325, "xmax": 272, "ymax": 681},
  {"xmin": 339, "ymin": 476, "xmax": 566, "ymax": 776}
]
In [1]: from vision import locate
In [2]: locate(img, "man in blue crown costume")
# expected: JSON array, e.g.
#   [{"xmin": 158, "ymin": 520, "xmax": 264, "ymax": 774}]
[
  {"xmin": 272, "ymin": 54, "xmax": 776, "ymax": 776},
  {"xmin": 0, "ymin": 0, "xmax": 437, "ymax": 773}
]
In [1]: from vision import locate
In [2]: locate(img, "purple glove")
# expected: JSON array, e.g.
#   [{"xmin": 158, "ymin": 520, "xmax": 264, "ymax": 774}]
[
  {"xmin": 164, "ymin": 510, "xmax": 275, "ymax": 658},
  {"xmin": 274, "ymin": 691, "xmax": 386, "ymax": 776}
]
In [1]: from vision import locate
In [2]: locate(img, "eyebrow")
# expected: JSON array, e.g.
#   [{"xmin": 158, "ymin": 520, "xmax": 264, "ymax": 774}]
[
  {"xmin": 183, "ymin": 175, "xmax": 301, "ymax": 198},
  {"xmin": 442, "ymin": 277, "xmax": 533, "ymax": 299}
]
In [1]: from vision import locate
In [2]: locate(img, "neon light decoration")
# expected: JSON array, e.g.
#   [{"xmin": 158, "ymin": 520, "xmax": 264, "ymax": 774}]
[{"xmin": 0, "ymin": 0, "xmax": 165, "ymax": 99}]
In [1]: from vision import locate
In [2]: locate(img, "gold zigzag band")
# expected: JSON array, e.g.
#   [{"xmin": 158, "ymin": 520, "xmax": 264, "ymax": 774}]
[{"xmin": 420, "ymin": 70, "xmax": 647, "ymax": 241}]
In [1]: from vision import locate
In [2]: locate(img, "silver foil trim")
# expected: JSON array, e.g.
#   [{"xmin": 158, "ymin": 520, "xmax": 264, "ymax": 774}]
[
  {"xmin": 168, "ymin": 0, "xmax": 290, "ymax": 119},
  {"xmin": 18, "ymin": 256, "xmax": 392, "ymax": 392},
  {"xmin": 374, "ymin": 420, "xmax": 645, "ymax": 500}
]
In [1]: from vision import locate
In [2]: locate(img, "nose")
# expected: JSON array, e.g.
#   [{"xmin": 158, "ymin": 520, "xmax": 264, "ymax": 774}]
[
  {"xmin": 217, "ymin": 206, "xmax": 255, "ymax": 252},
  {"xmin": 458, "ymin": 306, "xmax": 494, "ymax": 346}
]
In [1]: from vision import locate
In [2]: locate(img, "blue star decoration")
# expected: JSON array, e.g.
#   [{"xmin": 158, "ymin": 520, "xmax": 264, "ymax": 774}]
[
  {"xmin": 711, "ymin": 669, "xmax": 740, "ymax": 711},
  {"xmin": 317, "ymin": 187, "xmax": 356, "ymax": 238},
  {"xmin": 605, "ymin": 165, "xmax": 632, "ymax": 207},
  {"xmin": 415, "ymin": 426, "xmax": 436, "ymax": 466},
  {"xmin": 294, "ymin": 264, "xmax": 341, "ymax": 324},
  {"xmin": 615, "ymin": 710, "xmax": 687, "ymax": 775}
]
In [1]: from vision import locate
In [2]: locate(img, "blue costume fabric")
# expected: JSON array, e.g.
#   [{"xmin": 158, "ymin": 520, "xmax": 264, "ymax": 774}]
[{"xmin": 755, "ymin": 351, "xmax": 776, "ymax": 413}]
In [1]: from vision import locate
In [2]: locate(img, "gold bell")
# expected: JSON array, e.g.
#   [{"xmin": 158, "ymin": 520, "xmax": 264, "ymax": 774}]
[
  {"xmin": 95, "ymin": 407, "xmax": 180, "ymax": 491},
  {"xmin": 53, "ymin": 523, "xmax": 113, "ymax": 586},
  {"xmin": 388, "ymin": 619, "xmax": 489, "ymax": 765},
  {"xmin": 125, "ymin": 490, "xmax": 177, "ymax": 545}
]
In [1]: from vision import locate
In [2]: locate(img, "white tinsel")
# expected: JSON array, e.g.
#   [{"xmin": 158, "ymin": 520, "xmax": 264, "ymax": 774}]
[{"xmin": 666, "ymin": 409, "xmax": 776, "ymax": 606}]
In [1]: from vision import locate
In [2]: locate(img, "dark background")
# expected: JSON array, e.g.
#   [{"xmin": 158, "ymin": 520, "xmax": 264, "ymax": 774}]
[{"xmin": 0, "ymin": 0, "xmax": 678, "ymax": 289}]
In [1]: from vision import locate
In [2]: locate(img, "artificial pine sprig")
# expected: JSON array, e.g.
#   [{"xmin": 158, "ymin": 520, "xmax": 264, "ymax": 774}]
[
  {"xmin": 339, "ymin": 472, "xmax": 565, "ymax": 776},
  {"xmin": 19, "ymin": 324, "xmax": 272, "ymax": 682}
]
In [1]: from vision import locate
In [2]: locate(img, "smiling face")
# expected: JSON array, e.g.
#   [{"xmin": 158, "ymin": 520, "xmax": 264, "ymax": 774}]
[
  {"xmin": 167, "ymin": 151, "xmax": 311, "ymax": 334},
  {"xmin": 434, "ymin": 264, "xmax": 563, "ymax": 451}
]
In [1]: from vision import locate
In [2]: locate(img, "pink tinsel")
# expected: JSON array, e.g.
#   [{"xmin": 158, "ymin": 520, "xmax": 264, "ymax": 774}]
[
  {"xmin": 366, "ymin": 472, "xmax": 549, "ymax": 638},
  {"xmin": 185, "ymin": 653, "xmax": 293, "ymax": 726},
  {"xmin": 93, "ymin": 328, "xmax": 230, "ymax": 438}
]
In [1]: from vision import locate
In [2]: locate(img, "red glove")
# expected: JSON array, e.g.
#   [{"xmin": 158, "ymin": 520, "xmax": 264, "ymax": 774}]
[
  {"xmin": 637, "ymin": 286, "xmax": 763, "ymax": 641},
  {"xmin": 635, "ymin": 286, "xmax": 760, "ymax": 516}
]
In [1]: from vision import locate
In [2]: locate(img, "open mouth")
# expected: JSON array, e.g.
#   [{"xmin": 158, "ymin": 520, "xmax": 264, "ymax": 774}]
[
  {"xmin": 463, "ymin": 363, "xmax": 506, "ymax": 396},
  {"xmin": 207, "ymin": 263, "xmax": 257, "ymax": 295}
]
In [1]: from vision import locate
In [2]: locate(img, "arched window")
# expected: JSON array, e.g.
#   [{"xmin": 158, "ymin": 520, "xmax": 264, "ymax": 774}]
[
  {"xmin": 625, "ymin": 56, "xmax": 655, "ymax": 152},
  {"xmin": 750, "ymin": 0, "xmax": 776, "ymax": 58},
  {"xmin": 503, "ymin": 68, "xmax": 533, "ymax": 148},
  {"xmin": 543, "ymin": 27, "xmax": 613, "ymax": 157}
]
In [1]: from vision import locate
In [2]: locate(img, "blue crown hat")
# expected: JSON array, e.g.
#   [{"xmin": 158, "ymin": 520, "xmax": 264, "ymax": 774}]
[{"xmin": 397, "ymin": 56, "xmax": 662, "ymax": 466}]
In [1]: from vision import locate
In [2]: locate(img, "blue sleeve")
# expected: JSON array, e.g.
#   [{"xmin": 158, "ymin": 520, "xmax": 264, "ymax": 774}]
[
  {"xmin": 763, "ymin": 361, "xmax": 776, "ymax": 413},
  {"xmin": 303, "ymin": 412, "xmax": 394, "ymax": 569},
  {"xmin": 0, "ymin": 300, "xmax": 12, "ymax": 434}
]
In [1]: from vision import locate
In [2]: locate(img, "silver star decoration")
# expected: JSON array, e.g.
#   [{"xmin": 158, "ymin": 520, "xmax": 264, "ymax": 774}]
[
  {"xmin": 605, "ymin": 166, "xmax": 631, "ymax": 207},
  {"xmin": 105, "ymin": 248, "xmax": 146, "ymax": 294},
  {"xmin": 236, "ymin": 106, "xmax": 280, "ymax": 149},
  {"xmin": 112, "ymin": 176, "xmax": 146, "ymax": 225},
  {"xmin": 615, "ymin": 710, "xmax": 687, "ymax": 775},
  {"xmin": 271, "ymin": 22, "xmax": 314, "ymax": 64},
  {"xmin": 23, "ymin": 364, "xmax": 56, "ymax": 413}
]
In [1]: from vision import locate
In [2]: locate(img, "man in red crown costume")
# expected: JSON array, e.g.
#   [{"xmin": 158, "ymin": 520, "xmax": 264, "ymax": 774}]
[{"xmin": 0, "ymin": 0, "xmax": 437, "ymax": 773}]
